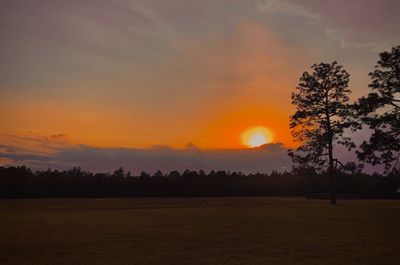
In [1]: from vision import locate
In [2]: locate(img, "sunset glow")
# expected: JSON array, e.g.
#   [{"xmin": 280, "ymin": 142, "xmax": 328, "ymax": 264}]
[
  {"xmin": 241, "ymin": 127, "xmax": 274, "ymax": 148},
  {"xmin": 1, "ymin": 0, "xmax": 399, "ymax": 173}
]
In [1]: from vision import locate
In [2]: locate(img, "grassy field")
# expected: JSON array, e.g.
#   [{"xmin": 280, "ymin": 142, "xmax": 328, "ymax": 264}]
[{"xmin": 0, "ymin": 197, "xmax": 399, "ymax": 265}]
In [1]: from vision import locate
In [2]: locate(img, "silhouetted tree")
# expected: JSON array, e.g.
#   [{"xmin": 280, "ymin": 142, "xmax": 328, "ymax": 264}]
[
  {"xmin": 356, "ymin": 46, "xmax": 400, "ymax": 173},
  {"xmin": 113, "ymin": 167, "xmax": 125, "ymax": 178},
  {"xmin": 289, "ymin": 62, "xmax": 357, "ymax": 204}
]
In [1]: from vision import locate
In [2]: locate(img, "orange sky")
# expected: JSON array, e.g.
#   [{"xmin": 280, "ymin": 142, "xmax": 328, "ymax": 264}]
[
  {"xmin": 1, "ymin": 19, "xmax": 301, "ymax": 150},
  {"xmin": 1, "ymin": 0, "xmax": 399, "ymax": 158},
  {"xmin": 0, "ymin": 95, "xmax": 294, "ymax": 149}
]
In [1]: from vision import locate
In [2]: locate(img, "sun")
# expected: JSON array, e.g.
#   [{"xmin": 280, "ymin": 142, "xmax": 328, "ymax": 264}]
[{"xmin": 241, "ymin": 126, "xmax": 274, "ymax": 148}]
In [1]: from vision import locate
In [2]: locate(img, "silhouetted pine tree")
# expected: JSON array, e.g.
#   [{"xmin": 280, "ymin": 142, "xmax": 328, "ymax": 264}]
[
  {"xmin": 289, "ymin": 62, "xmax": 358, "ymax": 204},
  {"xmin": 356, "ymin": 46, "xmax": 400, "ymax": 173}
]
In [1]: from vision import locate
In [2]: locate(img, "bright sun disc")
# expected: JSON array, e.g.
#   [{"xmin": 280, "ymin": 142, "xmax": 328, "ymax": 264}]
[{"xmin": 241, "ymin": 127, "xmax": 273, "ymax": 148}]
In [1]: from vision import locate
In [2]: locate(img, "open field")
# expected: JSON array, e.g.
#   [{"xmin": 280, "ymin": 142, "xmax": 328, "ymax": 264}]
[{"xmin": 0, "ymin": 197, "xmax": 399, "ymax": 265}]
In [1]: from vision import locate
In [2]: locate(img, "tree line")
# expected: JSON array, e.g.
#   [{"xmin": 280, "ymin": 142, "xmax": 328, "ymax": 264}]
[
  {"xmin": 289, "ymin": 45, "xmax": 399, "ymax": 204},
  {"xmin": 0, "ymin": 166, "xmax": 399, "ymax": 199}
]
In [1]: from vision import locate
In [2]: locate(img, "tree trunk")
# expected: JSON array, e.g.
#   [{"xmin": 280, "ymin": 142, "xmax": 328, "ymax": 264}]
[
  {"xmin": 325, "ymin": 87, "xmax": 336, "ymax": 206},
  {"xmin": 328, "ymin": 135, "xmax": 336, "ymax": 205}
]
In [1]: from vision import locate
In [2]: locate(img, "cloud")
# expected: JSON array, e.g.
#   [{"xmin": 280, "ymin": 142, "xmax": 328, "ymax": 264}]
[
  {"xmin": 324, "ymin": 26, "xmax": 389, "ymax": 53},
  {"xmin": 0, "ymin": 132, "xmax": 71, "ymax": 156},
  {"xmin": 0, "ymin": 132, "xmax": 292, "ymax": 174},
  {"xmin": 0, "ymin": 157, "xmax": 14, "ymax": 167},
  {"xmin": 0, "ymin": 131, "xmax": 386, "ymax": 174},
  {"xmin": 258, "ymin": 0, "xmax": 399, "ymax": 52},
  {"xmin": 0, "ymin": 0, "xmax": 175, "ymax": 87},
  {"xmin": 1, "ymin": 0, "xmax": 398, "ymax": 167},
  {"xmin": 298, "ymin": 0, "xmax": 399, "ymax": 51},
  {"xmin": 257, "ymin": 0, "xmax": 319, "ymax": 20}
]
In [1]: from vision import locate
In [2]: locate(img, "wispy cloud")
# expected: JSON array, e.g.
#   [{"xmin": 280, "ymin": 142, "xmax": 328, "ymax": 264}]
[
  {"xmin": 257, "ymin": 0, "xmax": 398, "ymax": 52},
  {"xmin": 0, "ymin": 132, "xmax": 71, "ymax": 156},
  {"xmin": 257, "ymin": 0, "xmax": 319, "ymax": 20},
  {"xmin": 324, "ymin": 28, "xmax": 389, "ymax": 52}
]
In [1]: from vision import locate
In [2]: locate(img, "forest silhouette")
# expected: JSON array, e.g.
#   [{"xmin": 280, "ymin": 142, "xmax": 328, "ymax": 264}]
[{"xmin": 0, "ymin": 166, "xmax": 399, "ymax": 199}]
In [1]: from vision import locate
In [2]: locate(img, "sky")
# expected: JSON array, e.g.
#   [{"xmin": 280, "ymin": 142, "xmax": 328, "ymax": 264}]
[{"xmin": 1, "ymin": 0, "xmax": 399, "ymax": 173}]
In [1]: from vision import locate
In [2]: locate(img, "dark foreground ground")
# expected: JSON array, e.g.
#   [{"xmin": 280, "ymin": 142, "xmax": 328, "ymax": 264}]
[{"xmin": 0, "ymin": 197, "xmax": 399, "ymax": 265}]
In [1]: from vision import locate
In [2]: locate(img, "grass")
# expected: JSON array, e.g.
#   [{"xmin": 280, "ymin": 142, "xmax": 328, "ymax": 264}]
[{"xmin": 0, "ymin": 197, "xmax": 399, "ymax": 265}]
